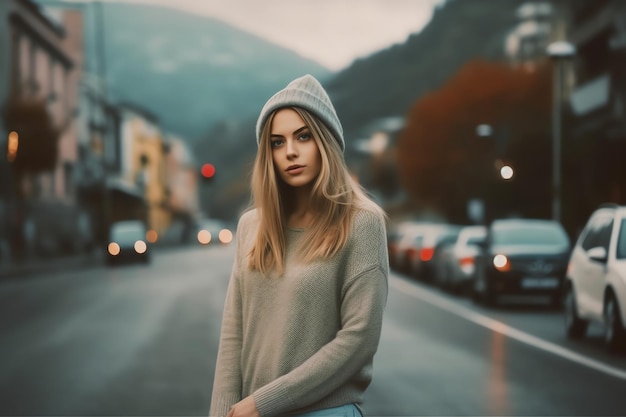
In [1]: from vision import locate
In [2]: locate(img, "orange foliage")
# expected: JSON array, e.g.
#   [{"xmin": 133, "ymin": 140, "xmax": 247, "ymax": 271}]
[{"xmin": 397, "ymin": 59, "xmax": 552, "ymax": 218}]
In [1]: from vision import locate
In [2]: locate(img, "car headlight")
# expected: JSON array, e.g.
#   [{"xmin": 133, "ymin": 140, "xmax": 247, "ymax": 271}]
[
  {"xmin": 219, "ymin": 229, "xmax": 233, "ymax": 244},
  {"xmin": 493, "ymin": 254, "xmax": 510, "ymax": 272},
  {"xmin": 108, "ymin": 242, "xmax": 120, "ymax": 256},
  {"xmin": 134, "ymin": 240, "xmax": 147, "ymax": 254},
  {"xmin": 197, "ymin": 230, "xmax": 212, "ymax": 245}
]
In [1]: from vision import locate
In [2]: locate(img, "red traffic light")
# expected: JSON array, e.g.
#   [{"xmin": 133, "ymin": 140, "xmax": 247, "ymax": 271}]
[{"xmin": 201, "ymin": 163, "xmax": 215, "ymax": 178}]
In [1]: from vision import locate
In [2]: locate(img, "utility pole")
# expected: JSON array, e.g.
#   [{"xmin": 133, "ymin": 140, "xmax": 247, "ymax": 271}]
[
  {"xmin": 94, "ymin": 0, "xmax": 111, "ymax": 243},
  {"xmin": 547, "ymin": 41, "xmax": 576, "ymax": 223}
]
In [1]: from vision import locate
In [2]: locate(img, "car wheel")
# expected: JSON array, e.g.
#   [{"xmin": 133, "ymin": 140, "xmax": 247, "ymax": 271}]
[
  {"xmin": 400, "ymin": 255, "xmax": 410, "ymax": 274},
  {"xmin": 445, "ymin": 265, "xmax": 457, "ymax": 292},
  {"xmin": 471, "ymin": 272, "xmax": 483, "ymax": 304},
  {"xmin": 549, "ymin": 292, "xmax": 562, "ymax": 309},
  {"xmin": 433, "ymin": 265, "xmax": 444, "ymax": 289},
  {"xmin": 472, "ymin": 271, "xmax": 495, "ymax": 305},
  {"xmin": 408, "ymin": 259, "xmax": 418, "ymax": 278},
  {"xmin": 604, "ymin": 295, "xmax": 626, "ymax": 352},
  {"xmin": 482, "ymin": 286, "xmax": 496, "ymax": 306},
  {"xmin": 564, "ymin": 285, "xmax": 588, "ymax": 339}
]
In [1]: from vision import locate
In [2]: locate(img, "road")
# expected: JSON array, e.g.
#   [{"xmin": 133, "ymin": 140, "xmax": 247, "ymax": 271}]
[{"xmin": 0, "ymin": 244, "xmax": 625, "ymax": 416}]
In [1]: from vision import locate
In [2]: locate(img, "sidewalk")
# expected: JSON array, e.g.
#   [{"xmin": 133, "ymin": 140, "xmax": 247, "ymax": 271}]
[{"xmin": 0, "ymin": 250, "xmax": 103, "ymax": 281}]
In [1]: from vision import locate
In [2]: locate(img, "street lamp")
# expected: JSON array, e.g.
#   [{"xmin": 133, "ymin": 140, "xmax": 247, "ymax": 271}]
[
  {"xmin": 500, "ymin": 165, "xmax": 514, "ymax": 180},
  {"xmin": 547, "ymin": 41, "xmax": 576, "ymax": 223},
  {"xmin": 476, "ymin": 124, "xmax": 493, "ymax": 138}
]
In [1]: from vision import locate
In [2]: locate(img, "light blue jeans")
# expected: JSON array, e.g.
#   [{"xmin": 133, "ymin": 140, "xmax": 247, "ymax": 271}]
[{"xmin": 287, "ymin": 404, "xmax": 363, "ymax": 417}]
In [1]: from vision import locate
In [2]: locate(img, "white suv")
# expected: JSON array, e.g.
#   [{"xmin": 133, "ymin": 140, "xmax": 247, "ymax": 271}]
[{"xmin": 564, "ymin": 204, "xmax": 626, "ymax": 352}]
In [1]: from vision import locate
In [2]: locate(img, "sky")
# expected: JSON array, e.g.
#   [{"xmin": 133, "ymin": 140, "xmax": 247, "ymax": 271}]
[{"xmin": 72, "ymin": 0, "xmax": 445, "ymax": 71}]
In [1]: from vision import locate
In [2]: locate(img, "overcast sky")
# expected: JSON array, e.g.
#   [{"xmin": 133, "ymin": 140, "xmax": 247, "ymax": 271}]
[{"xmin": 81, "ymin": 0, "xmax": 445, "ymax": 71}]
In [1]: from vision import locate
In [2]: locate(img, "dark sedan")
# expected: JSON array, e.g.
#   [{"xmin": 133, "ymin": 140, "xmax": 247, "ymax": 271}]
[{"xmin": 472, "ymin": 218, "xmax": 571, "ymax": 306}]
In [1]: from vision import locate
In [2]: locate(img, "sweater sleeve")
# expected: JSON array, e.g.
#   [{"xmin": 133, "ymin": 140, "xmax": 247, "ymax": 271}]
[
  {"xmin": 209, "ymin": 216, "xmax": 249, "ymax": 417},
  {"xmin": 252, "ymin": 210, "xmax": 389, "ymax": 417}
]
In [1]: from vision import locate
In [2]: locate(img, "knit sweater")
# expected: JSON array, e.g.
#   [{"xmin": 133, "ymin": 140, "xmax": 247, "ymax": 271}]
[{"xmin": 209, "ymin": 208, "xmax": 389, "ymax": 417}]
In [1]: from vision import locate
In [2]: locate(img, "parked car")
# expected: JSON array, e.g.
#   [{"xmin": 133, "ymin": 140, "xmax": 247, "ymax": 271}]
[
  {"xmin": 194, "ymin": 218, "xmax": 233, "ymax": 246},
  {"xmin": 389, "ymin": 221, "xmax": 431, "ymax": 273},
  {"xmin": 433, "ymin": 225, "xmax": 487, "ymax": 293},
  {"xmin": 405, "ymin": 224, "xmax": 462, "ymax": 282},
  {"xmin": 564, "ymin": 204, "xmax": 626, "ymax": 352},
  {"xmin": 472, "ymin": 218, "xmax": 570, "ymax": 306},
  {"xmin": 106, "ymin": 220, "xmax": 150, "ymax": 265},
  {"xmin": 387, "ymin": 222, "xmax": 411, "ymax": 270}
]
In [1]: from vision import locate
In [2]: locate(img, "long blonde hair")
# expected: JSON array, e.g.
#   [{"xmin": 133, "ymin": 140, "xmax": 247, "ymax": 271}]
[{"xmin": 247, "ymin": 107, "xmax": 385, "ymax": 275}]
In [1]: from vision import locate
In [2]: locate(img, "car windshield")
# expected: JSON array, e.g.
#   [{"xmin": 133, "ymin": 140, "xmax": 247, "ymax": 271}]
[
  {"xmin": 111, "ymin": 225, "xmax": 144, "ymax": 242},
  {"xmin": 492, "ymin": 223, "xmax": 569, "ymax": 246},
  {"xmin": 200, "ymin": 220, "xmax": 220, "ymax": 229},
  {"xmin": 617, "ymin": 219, "xmax": 626, "ymax": 259},
  {"xmin": 466, "ymin": 236, "xmax": 485, "ymax": 246}
]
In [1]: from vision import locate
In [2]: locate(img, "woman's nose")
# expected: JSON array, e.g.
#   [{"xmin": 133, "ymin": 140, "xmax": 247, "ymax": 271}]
[{"xmin": 286, "ymin": 139, "xmax": 298, "ymax": 157}]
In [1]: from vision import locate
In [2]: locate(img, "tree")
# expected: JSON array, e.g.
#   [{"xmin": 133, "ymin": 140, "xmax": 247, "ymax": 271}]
[
  {"xmin": 3, "ymin": 93, "xmax": 60, "ymax": 180},
  {"xmin": 396, "ymin": 59, "xmax": 552, "ymax": 222}
]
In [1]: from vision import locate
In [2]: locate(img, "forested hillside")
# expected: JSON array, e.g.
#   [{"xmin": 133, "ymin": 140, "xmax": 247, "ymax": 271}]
[{"xmin": 328, "ymin": 0, "xmax": 526, "ymax": 140}]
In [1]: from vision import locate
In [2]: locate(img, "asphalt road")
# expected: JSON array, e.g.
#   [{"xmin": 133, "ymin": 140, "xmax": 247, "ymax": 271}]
[{"xmin": 0, "ymin": 244, "xmax": 624, "ymax": 416}]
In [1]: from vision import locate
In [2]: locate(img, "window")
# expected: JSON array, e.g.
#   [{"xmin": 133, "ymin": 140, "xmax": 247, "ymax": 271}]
[
  {"xmin": 492, "ymin": 223, "xmax": 569, "ymax": 246},
  {"xmin": 596, "ymin": 219, "xmax": 614, "ymax": 251},
  {"xmin": 581, "ymin": 213, "xmax": 613, "ymax": 251},
  {"xmin": 617, "ymin": 219, "xmax": 626, "ymax": 260}
]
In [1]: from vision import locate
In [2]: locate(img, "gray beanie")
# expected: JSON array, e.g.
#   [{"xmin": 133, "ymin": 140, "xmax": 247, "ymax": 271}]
[{"xmin": 256, "ymin": 74, "xmax": 344, "ymax": 151}]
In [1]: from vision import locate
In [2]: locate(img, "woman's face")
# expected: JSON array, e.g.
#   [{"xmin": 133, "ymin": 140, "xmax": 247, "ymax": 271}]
[{"xmin": 270, "ymin": 108, "xmax": 322, "ymax": 188}]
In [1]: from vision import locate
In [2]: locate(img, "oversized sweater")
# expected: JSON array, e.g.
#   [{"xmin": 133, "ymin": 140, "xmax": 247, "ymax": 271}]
[{"xmin": 209, "ymin": 208, "xmax": 389, "ymax": 417}]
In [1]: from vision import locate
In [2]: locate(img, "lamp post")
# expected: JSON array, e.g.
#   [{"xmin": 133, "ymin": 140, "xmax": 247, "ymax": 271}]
[
  {"xmin": 547, "ymin": 41, "xmax": 576, "ymax": 223},
  {"xmin": 472, "ymin": 124, "xmax": 495, "ymax": 225}
]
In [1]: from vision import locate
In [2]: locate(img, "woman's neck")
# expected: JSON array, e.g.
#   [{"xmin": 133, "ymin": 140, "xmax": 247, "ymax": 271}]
[
  {"xmin": 288, "ymin": 188, "xmax": 313, "ymax": 228},
  {"xmin": 288, "ymin": 209, "xmax": 313, "ymax": 229}
]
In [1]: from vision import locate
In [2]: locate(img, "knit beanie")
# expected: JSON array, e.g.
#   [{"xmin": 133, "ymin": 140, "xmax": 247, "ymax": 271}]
[{"xmin": 256, "ymin": 74, "xmax": 344, "ymax": 152}]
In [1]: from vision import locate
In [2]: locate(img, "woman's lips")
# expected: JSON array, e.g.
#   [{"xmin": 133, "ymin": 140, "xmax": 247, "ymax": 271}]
[{"xmin": 286, "ymin": 165, "xmax": 304, "ymax": 175}]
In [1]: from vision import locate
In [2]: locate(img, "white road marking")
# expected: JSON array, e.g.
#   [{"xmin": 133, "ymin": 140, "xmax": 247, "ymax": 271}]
[{"xmin": 390, "ymin": 277, "xmax": 626, "ymax": 380}]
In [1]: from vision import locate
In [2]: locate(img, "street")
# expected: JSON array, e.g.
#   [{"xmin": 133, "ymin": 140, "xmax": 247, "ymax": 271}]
[{"xmin": 1, "ymin": 244, "xmax": 625, "ymax": 416}]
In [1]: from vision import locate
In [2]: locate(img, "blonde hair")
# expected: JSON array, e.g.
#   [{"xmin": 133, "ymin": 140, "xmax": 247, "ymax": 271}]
[{"xmin": 247, "ymin": 107, "xmax": 385, "ymax": 275}]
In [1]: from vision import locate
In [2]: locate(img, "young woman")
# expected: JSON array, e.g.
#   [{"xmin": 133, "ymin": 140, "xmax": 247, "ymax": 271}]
[{"xmin": 209, "ymin": 75, "xmax": 389, "ymax": 417}]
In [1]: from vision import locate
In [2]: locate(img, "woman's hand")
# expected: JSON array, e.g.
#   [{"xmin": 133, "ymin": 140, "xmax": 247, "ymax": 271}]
[{"xmin": 226, "ymin": 395, "xmax": 260, "ymax": 417}]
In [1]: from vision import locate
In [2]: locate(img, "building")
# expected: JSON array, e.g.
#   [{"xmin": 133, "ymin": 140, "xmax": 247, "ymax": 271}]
[
  {"xmin": 115, "ymin": 103, "xmax": 170, "ymax": 238},
  {"xmin": 74, "ymin": 72, "xmax": 122, "ymax": 246},
  {"xmin": 0, "ymin": 0, "xmax": 84, "ymax": 261},
  {"xmin": 505, "ymin": 2, "xmax": 555, "ymax": 70},
  {"xmin": 565, "ymin": 0, "xmax": 626, "ymax": 229},
  {"xmin": 162, "ymin": 135, "xmax": 200, "ymax": 244}
]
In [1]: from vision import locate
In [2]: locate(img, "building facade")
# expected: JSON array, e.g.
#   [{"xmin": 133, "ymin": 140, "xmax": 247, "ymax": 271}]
[
  {"xmin": 161, "ymin": 135, "xmax": 199, "ymax": 244},
  {"xmin": 505, "ymin": 2, "xmax": 555, "ymax": 69},
  {"xmin": 115, "ymin": 104, "xmax": 170, "ymax": 237},
  {"xmin": 0, "ymin": 0, "xmax": 85, "ymax": 261},
  {"xmin": 565, "ymin": 0, "xmax": 626, "ymax": 231}
]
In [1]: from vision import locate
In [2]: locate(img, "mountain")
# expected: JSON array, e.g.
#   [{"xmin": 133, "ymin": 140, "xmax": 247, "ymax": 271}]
[
  {"xmin": 39, "ymin": 1, "xmax": 332, "ymax": 141},
  {"xmin": 327, "ymin": 0, "xmax": 526, "ymax": 140},
  {"xmin": 196, "ymin": 0, "xmax": 529, "ymax": 220}
]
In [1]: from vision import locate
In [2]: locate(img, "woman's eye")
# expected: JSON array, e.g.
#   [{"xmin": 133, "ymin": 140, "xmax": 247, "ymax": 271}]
[
  {"xmin": 271, "ymin": 139, "xmax": 284, "ymax": 147},
  {"xmin": 298, "ymin": 132, "xmax": 311, "ymax": 141}
]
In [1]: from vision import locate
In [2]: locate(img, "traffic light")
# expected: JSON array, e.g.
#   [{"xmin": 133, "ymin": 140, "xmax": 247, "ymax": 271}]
[{"xmin": 201, "ymin": 163, "xmax": 215, "ymax": 179}]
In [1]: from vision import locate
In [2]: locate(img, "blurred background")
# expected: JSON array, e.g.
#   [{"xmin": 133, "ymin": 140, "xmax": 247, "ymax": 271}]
[
  {"xmin": 1, "ymin": 0, "xmax": 626, "ymax": 416},
  {"xmin": 0, "ymin": 0, "xmax": 624, "ymax": 262}
]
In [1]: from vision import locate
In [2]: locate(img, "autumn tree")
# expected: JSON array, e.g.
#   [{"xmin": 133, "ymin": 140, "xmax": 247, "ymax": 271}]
[
  {"xmin": 396, "ymin": 59, "xmax": 552, "ymax": 222},
  {"xmin": 3, "ymin": 93, "xmax": 60, "ymax": 195}
]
